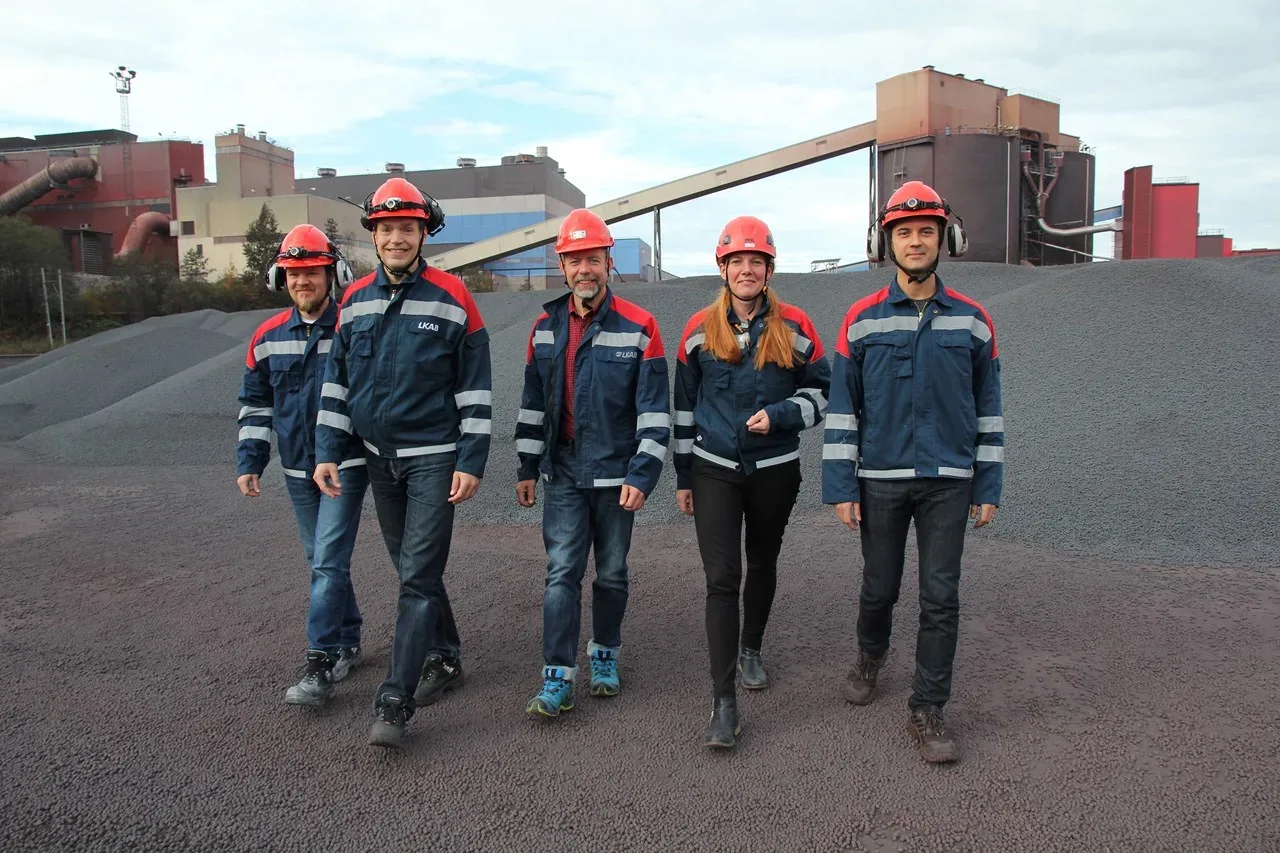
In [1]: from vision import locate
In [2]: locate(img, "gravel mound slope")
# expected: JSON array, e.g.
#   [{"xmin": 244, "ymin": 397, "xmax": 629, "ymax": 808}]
[
  {"xmin": 8, "ymin": 258, "xmax": 1279, "ymax": 566},
  {"xmin": 0, "ymin": 309, "xmax": 275, "ymax": 441}
]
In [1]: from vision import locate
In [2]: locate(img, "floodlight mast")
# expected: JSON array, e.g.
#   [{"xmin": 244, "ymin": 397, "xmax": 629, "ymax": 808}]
[{"xmin": 111, "ymin": 66, "xmax": 137, "ymax": 132}]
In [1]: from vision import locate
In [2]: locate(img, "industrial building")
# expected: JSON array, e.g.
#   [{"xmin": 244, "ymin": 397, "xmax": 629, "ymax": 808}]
[
  {"xmin": 0, "ymin": 129, "xmax": 203, "ymax": 273},
  {"xmin": 1107, "ymin": 165, "xmax": 1280, "ymax": 260},
  {"xmin": 174, "ymin": 125, "xmax": 376, "ymax": 276},
  {"xmin": 298, "ymin": 149, "xmax": 655, "ymax": 290},
  {"xmin": 871, "ymin": 67, "xmax": 1103, "ymax": 267},
  {"xmin": 428, "ymin": 67, "xmax": 1115, "ymax": 274},
  {"xmin": 0, "ymin": 127, "xmax": 655, "ymax": 290}
]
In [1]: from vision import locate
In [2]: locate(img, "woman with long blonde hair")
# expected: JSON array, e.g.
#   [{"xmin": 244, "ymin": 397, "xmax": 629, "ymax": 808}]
[{"xmin": 672, "ymin": 216, "xmax": 831, "ymax": 749}]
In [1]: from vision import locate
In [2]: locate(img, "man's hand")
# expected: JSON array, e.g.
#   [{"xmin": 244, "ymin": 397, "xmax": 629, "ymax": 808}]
[
  {"xmin": 619, "ymin": 485, "xmax": 646, "ymax": 512},
  {"xmin": 746, "ymin": 409, "xmax": 771, "ymax": 434},
  {"xmin": 970, "ymin": 504, "xmax": 997, "ymax": 528},
  {"xmin": 516, "ymin": 479, "xmax": 538, "ymax": 508},
  {"xmin": 834, "ymin": 501, "xmax": 862, "ymax": 531},
  {"xmin": 313, "ymin": 463, "xmax": 341, "ymax": 498},
  {"xmin": 237, "ymin": 474, "xmax": 261, "ymax": 497},
  {"xmin": 450, "ymin": 472, "xmax": 481, "ymax": 504},
  {"xmin": 676, "ymin": 488, "xmax": 694, "ymax": 516}
]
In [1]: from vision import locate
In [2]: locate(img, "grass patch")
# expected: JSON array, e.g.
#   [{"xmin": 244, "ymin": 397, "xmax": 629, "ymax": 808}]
[{"xmin": 0, "ymin": 337, "xmax": 62, "ymax": 355}]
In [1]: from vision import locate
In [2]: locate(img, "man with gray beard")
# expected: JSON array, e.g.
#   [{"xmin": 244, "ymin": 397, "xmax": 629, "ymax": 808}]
[{"xmin": 514, "ymin": 208, "xmax": 671, "ymax": 719}]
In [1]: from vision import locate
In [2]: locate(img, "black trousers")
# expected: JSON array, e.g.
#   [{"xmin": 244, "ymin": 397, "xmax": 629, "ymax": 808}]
[
  {"xmin": 691, "ymin": 455, "xmax": 802, "ymax": 698},
  {"xmin": 856, "ymin": 476, "xmax": 971, "ymax": 710}
]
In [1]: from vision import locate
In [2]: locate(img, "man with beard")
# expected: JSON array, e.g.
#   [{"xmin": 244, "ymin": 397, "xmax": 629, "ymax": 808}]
[
  {"xmin": 514, "ymin": 208, "xmax": 670, "ymax": 719},
  {"xmin": 314, "ymin": 177, "xmax": 493, "ymax": 749},
  {"xmin": 236, "ymin": 223, "xmax": 368, "ymax": 707},
  {"xmin": 822, "ymin": 180, "xmax": 1005, "ymax": 764}
]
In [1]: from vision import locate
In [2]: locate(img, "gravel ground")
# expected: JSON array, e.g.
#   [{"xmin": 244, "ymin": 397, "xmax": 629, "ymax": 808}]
[
  {"xmin": 0, "ymin": 453, "xmax": 1276, "ymax": 852},
  {"xmin": 2, "ymin": 257, "xmax": 1279, "ymax": 851},
  {"xmin": 8, "ymin": 257, "xmax": 1277, "ymax": 566}
]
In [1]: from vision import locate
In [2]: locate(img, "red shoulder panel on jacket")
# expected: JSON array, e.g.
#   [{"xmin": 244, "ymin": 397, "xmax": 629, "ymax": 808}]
[
  {"xmin": 426, "ymin": 266, "xmax": 485, "ymax": 334},
  {"xmin": 779, "ymin": 302, "xmax": 825, "ymax": 359},
  {"xmin": 246, "ymin": 308, "xmax": 293, "ymax": 368}
]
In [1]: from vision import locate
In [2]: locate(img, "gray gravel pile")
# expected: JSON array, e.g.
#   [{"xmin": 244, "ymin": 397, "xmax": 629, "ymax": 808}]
[
  {"xmin": 9, "ymin": 259, "xmax": 1279, "ymax": 566},
  {"xmin": 990, "ymin": 257, "xmax": 1280, "ymax": 565},
  {"xmin": 15, "ymin": 345, "xmax": 255, "ymax": 469},
  {"xmin": 0, "ymin": 309, "xmax": 273, "ymax": 441}
]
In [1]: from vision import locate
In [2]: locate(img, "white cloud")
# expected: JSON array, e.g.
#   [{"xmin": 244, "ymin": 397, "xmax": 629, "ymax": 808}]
[
  {"xmin": 415, "ymin": 119, "xmax": 507, "ymax": 138},
  {"xmin": 3, "ymin": 0, "xmax": 1276, "ymax": 267}
]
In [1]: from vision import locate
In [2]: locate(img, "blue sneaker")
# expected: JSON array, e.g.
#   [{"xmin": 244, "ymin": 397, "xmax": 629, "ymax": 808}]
[
  {"xmin": 526, "ymin": 666, "xmax": 575, "ymax": 718},
  {"xmin": 588, "ymin": 640, "xmax": 620, "ymax": 697}
]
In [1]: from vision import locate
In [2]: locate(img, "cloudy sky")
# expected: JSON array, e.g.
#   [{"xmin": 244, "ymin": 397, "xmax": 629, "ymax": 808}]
[{"xmin": 4, "ymin": 1, "xmax": 1275, "ymax": 275}]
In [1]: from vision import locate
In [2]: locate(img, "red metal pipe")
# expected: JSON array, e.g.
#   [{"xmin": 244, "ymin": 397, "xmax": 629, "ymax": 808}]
[
  {"xmin": 0, "ymin": 156, "xmax": 99, "ymax": 218},
  {"xmin": 115, "ymin": 211, "xmax": 172, "ymax": 257}
]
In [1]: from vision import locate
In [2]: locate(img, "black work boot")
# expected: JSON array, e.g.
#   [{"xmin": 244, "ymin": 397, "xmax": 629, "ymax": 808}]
[
  {"xmin": 413, "ymin": 653, "xmax": 464, "ymax": 705},
  {"xmin": 843, "ymin": 648, "xmax": 886, "ymax": 705},
  {"xmin": 738, "ymin": 647, "xmax": 768, "ymax": 690},
  {"xmin": 368, "ymin": 693, "xmax": 412, "ymax": 749},
  {"xmin": 908, "ymin": 705, "xmax": 959, "ymax": 764},
  {"xmin": 703, "ymin": 697, "xmax": 741, "ymax": 749},
  {"xmin": 283, "ymin": 650, "xmax": 336, "ymax": 707}
]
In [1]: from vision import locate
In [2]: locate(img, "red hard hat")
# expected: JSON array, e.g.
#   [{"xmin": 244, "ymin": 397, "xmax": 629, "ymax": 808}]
[
  {"xmin": 555, "ymin": 208, "xmax": 613, "ymax": 254},
  {"xmin": 275, "ymin": 224, "xmax": 339, "ymax": 267},
  {"xmin": 715, "ymin": 215, "xmax": 776, "ymax": 261},
  {"xmin": 879, "ymin": 180, "xmax": 950, "ymax": 229},
  {"xmin": 361, "ymin": 177, "xmax": 431, "ymax": 230}
]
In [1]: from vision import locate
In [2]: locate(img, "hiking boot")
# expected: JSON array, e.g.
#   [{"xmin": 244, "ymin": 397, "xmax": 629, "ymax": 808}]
[
  {"xmin": 587, "ymin": 641, "xmax": 620, "ymax": 697},
  {"xmin": 738, "ymin": 646, "xmax": 768, "ymax": 690},
  {"xmin": 368, "ymin": 693, "xmax": 412, "ymax": 749},
  {"xmin": 908, "ymin": 705, "xmax": 958, "ymax": 764},
  {"xmin": 331, "ymin": 644, "xmax": 364, "ymax": 683},
  {"xmin": 413, "ymin": 653, "xmax": 463, "ymax": 705},
  {"xmin": 283, "ymin": 650, "xmax": 335, "ymax": 707},
  {"xmin": 526, "ymin": 666, "xmax": 575, "ymax": 718},
  {"xmin": 843, "ymin": 648, "xmax": 886, "ymax": 705},
  {"xmin": 703, "ymin": 696, "xmax": 741, "ymax": 749}
]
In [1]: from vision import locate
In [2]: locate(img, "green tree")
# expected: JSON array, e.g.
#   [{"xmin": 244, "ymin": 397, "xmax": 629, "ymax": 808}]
[
  {"xmin": 323, "ymin": 217, "xmax": 342, "ymax": 246},
  {"xmin": 242, "ymin": 203, "xmax": 284, "ymax": 280},
  {"xmin": 0, "ymin": 215, "xmax": 72, "ymax": 335},
  {"xmin": 459, "ymin": 265, "xmax": 495, "ymax": 293},
  {"xmin": 104, "ymin": 253, "xmax": 175, "ymax": 323},
  {"xmin": 179, "ymin": 248, "xmax": 210, "ymax": 283}
]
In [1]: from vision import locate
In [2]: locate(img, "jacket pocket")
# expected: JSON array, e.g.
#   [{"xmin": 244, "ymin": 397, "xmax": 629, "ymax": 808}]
[
  {"xmin": 405, "ymin": 321, "xmax": 456, "ymax": 377},
  {"xmin": 594, "ymin": 347, "xmax": 639, "ymax": 410},
  {"xmin": 933, "ymin": 333, "xmax": 973, "ymax": 385},
  {"xmin": 269, "ymin": 355, "xmax": 303, "ymax": 393},
  {"xmin": 861, "ymin": 339, "xmax": 906, "ymax": 405}
]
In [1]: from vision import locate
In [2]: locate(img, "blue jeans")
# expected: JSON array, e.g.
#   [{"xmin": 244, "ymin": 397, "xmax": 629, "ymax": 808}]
[
  {"xmin": 365, "ymin": 451, "xmax": 460, "ymax": 704},
  {"xmin": 541, "ymin": 447, "xmax": 635, "ymax": 668},
  {"xmin": 283, "ymin": 465, "xmax": 368, "ymax": 655},
  {"xmin": 856, "ymin": 476, "xmax": 972, "ymax": 709}
]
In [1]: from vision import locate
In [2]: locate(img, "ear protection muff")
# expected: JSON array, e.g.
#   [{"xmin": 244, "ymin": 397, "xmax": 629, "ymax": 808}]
[
  {"xmin": 333, "ymin": 255, "xmax": 355, "ymax": 289},
  {"xmin": 945, "ymin": 216, "xmax": 968, "ymax": 258},
  {"xmin": 866, "ymin": 224, "xmax": 888, "ymax": 263},
  {"xmin": 423, "ymin": 195, "xmax": 446, "ymax": 237}
]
